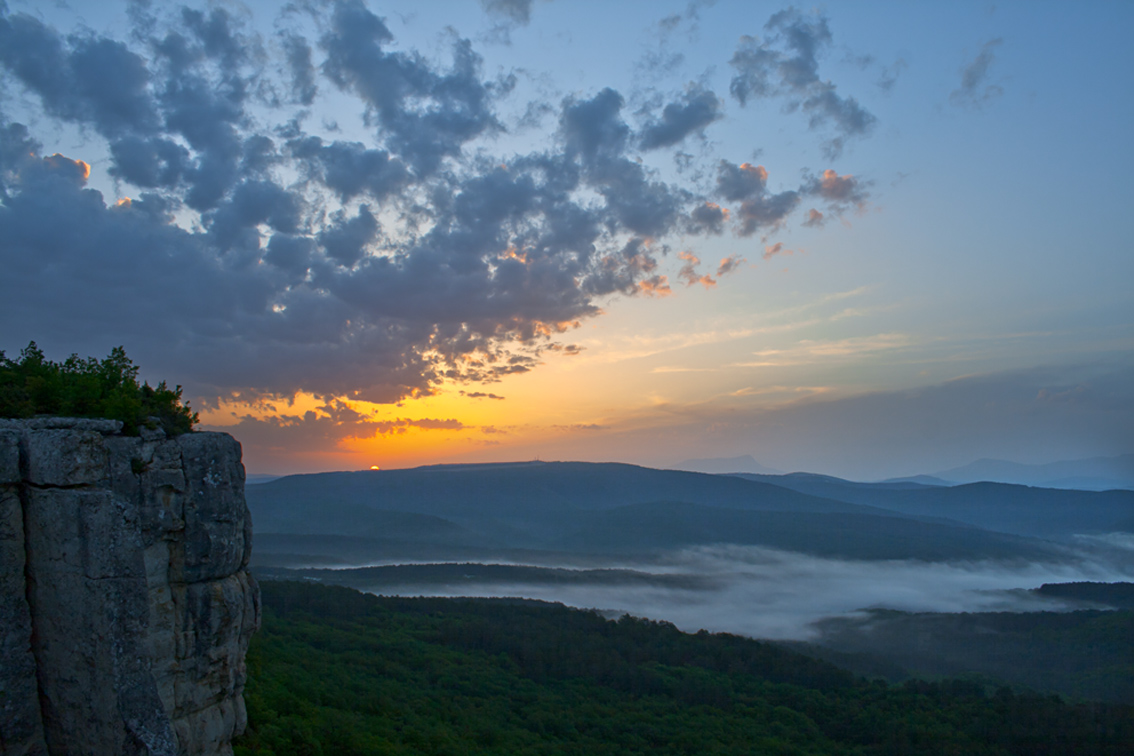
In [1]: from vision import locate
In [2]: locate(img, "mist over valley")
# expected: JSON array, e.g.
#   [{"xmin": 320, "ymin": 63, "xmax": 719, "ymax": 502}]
[{"xmin": 248, "ymin": 461, "xmax": 1134, "ymax": 642}]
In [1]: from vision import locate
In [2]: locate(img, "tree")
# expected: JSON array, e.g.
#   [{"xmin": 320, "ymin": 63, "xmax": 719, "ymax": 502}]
[{"xmin": 0, "ymin": 342, "xmax": 198, "ymax": 435}]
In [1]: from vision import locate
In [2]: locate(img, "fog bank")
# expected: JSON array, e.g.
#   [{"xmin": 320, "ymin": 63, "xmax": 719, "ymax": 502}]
[{"xmin": 356, "ymin": 544, "xmax": 1134, "ymax": 640}]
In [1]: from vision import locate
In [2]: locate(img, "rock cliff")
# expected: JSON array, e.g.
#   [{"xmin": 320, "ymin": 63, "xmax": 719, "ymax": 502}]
[{"xmin": 0, "ymin": 418, "xmax": 260, "ymax": 756}]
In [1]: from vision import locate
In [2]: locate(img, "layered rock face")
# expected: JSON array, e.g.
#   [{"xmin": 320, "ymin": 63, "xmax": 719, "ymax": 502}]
[{"xmin": 0, "ymin": 419, "xmax": 260, "ymax": 756}]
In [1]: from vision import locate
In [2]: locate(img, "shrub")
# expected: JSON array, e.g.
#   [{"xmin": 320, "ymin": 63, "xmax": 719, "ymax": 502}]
[{"xmin": 0, "ymin": 342, "xmax": 198, "ymax": 436}]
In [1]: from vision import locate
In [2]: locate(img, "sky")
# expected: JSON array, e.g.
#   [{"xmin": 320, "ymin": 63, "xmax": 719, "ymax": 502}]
[{"xmin": 1, "ymin": 0, "xmax": 1131, "ymax": 478}]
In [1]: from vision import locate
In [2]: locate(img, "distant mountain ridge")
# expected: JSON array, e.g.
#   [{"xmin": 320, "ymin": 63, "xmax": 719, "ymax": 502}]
[
  {"xmin": 673, "ymin": 455, "xmax": 781, "ymax": 474},
  {"xmin": 729, "ymin": 472, "xmax": 1134, "ymax": 540},
  {"xmin": 931, "ymin": 453, "xmax": 1134, "ymax": 490},
  {"xmin": 246, "ymin": 461, "xmax": 1094, "ymax": 566}
]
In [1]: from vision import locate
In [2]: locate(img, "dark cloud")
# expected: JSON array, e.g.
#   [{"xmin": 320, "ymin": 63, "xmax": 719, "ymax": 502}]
[
  {"xmin": 808, "ymin": 169, "xmax": 867, "ymax": 206},
  {"xmin": 462, "ymin": 391, "xmax": 505, "ymax": 400},
  {"xmin": 320, "ymin": 0, "xmax": 500, "ymax": 175},
  {"xmin": 0, "ymin": 1, "xmax": 848, "ymax": 408},
  {"xmin": 728, "ymin": 9, "xmax": 875, "ymax": 156},
  {"xmin": 480, "ymin": 0, "xmax": 532, "ymax": 26},
  {"xmin": 0, "ymin": 13, "xmax": 156, "ymax": 137},
  {"xmin": 290, "ymin": 136, "xmax": 408, "ymax": 201},
  {"xmin": 639, "ymin": 85, "xmax": 723, "ymax": 150},
  {"xmin": 282, "ymin": 34, "xmax": 317, "ymax": 106},
  {"xmin": 687, "ymin": 202, "xmax": 728, "ymax": 234},
  {"xmin": 951, "ymin": 39, "xmax": 1003, "ymax": 108},
  {"xmin": 713, "ymin": 161, "xmax": 801, "ymax": 235},
  {"xmin": 318, "ymin": 206, "xmax": 380, "ymax": 268},
  {"xmin": 715, "ymin": 160, "xmax": 767, "ymax": 201},
  {"xmin": 715, "ymin": 254, "xmax": 744, "ymax": 277}
]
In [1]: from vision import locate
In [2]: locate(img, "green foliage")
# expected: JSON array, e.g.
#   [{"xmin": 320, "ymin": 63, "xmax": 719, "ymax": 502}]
[
  {"xmin": 0, "ymin": 341, "xmax": 198, "ymax": 435},
  {"xmin": 235, "ymin": 580, "xmax": 1134, "ymax": 756}
]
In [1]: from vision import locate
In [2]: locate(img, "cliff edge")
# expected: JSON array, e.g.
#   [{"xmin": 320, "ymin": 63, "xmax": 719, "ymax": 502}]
[{"xmin": 0, "ymin": 418, "xmax": 260, "ymax": 756}]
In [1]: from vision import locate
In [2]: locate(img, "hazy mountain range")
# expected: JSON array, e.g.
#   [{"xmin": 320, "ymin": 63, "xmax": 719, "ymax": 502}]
[
  {"xmin": 930, "ymin": 454, "xmax": 1134, "ymax": 490},
  {"xmin": 247, "ymin": 461, "xmax": 1134, "ymax": 569}
]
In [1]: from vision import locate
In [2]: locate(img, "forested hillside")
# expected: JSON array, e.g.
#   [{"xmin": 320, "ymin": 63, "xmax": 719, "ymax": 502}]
[{"xmin": 235, "ymin": 581, "xmax": 1134, "ymax": 755}]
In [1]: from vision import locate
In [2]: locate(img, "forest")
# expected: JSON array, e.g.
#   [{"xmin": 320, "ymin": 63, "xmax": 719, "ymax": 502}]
[{"xmin": 234, "ymin": 580, "xmax": 1134, "ymax": 756}]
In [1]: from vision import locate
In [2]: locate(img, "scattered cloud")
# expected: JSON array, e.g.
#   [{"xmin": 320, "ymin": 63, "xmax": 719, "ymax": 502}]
[
  {"xmin": 462, "ymin": 391, "xmax": 507, "ymax": 400},
  {"xmin": 733, "ymin": 332, "xmax": 911, "ymax": 367},
  {"xmin": 677, "ymin": 251, "xmax": 716, "ymax": 288},
  {"xmin": 0, "ymin": 1, "xmax": 874, "ymax": 414},
  {"xmin": 639, "ymin": 84, "xmax": 723, "ymax": 150},
  {"xmin": 762, "ymin": 242, "xmax": 792, "ymax": 260},
  {"xmin": 715, "ymin": 254, "xmax": 744, "ymax": 277},
  {"xmin": 802, "ymin": 208, "xmax": 824, "ymax": 227},
  {"xmin": 951, "ymin": 39, "xmax": 1004, "ymax": 108},
  {"xmin": 728, "ymin": 9, "xmax": 876, "ymax": 157}
]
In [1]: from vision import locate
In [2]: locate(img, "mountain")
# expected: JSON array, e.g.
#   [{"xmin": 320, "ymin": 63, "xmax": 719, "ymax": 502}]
[
  {"xmin": 247, "ymin": 461, "xmax": 1071, "ymax": 564},
  {"xmin": 673, "ymin": 454, "xmax": 781, "ymax": 474},
  {"xmin": 932, "ymin": 454, "xmax": 1134, "ymax": 490},
  {"xmin": 729, "ymin": 473, "xmax": 1134, "ymax": 541}
]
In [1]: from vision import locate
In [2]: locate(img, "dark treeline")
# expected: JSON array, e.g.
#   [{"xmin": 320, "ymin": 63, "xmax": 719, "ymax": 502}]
[
  {"xmin": 236, "ymin": 580, "xmax": 1134, "ymax": 755},
  {"xmin": 0, "ymin": 342, "xmax": 197, "ymax": 435},
  {"xmin": 794, "ymin": 606, "xmax": 1134, "ymax": 705}
]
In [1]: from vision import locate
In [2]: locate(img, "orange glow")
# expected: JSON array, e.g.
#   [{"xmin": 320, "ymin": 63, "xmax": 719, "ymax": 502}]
[
  {"xmin": 370, "ymin": 465, "xmax": 381, "ymax": 470},
  {"xmin": 44, "ymin": 153, "xmax": 91, "ymax": 181},
  {"xmin": 115, "ymin": 197, "xmax": 132, "ymax": 208},
  {"xmin": 738, "ymin": 162, "xmax": 768, "ymax": 182},
  {"xmin": 764, "ymin": 242, "xmax": 793, "ymax": 260},
  {"xmin": 704, "ymin": 201, "xmax": 729, "ymax": 219},
  {"xmin": 638, "ymin": 275, "xmax": 672, "ymax": 296},
  {"xmin": 500, "ymin": 244, "xmax": 528, "ymax": 263}
]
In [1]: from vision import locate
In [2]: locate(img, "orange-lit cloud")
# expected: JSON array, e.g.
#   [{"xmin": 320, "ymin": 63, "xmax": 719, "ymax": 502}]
[
  {"xmin": 677, "ymin": 250, "xmax": 716, "ymax": 288},
  {"xmin": 802, "ymin": 208, "xmax": 824, "ymax": 227},
  {"xmin": 715, "ymin": 254, "xmax": 745, "ymax": 277},
  {"xmin": 763, "ymin": 242, "xmax": 793, "ymax": 260},
  {"xmin": 43, "ymin": 153, "xmax": 90, "ymax": 182},
  {"xmin": 740, "ymin": 162, "xmax": 768, "ymax": 182},
  {"xmin": 638, "ymin": 275, "xmax": 672, "ymax": 296},
  {"xmin": 815, "ymin": 169, "xmax": 866, "ymax": 206}
]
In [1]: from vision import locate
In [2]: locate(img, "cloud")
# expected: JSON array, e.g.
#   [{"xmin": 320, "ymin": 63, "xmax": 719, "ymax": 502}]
[
  {"xmin": 715, "ymin": 254, "xmax": 744, "ymax": 277},
  {"xmin": 349, "ymin": 545, "xmax": 1133, "ymax": 641},
  {"xmin": 809, "ymin": 169, "xmax": 867, "ymax": 206},
  {"xmin": 736, "ymin": 190, "xmax": 801, "ymax": 236},
  {"xmin": 736, "ymin": 333, "xmax": 910, "ymax": 365},
  {"xmin": 711, "ymin": 160, "xmax": 809, "ymax": 235},
  {"xmin": 728, "ymin": 9, "xmax": 875, "ymax": 156},
  {"xmin": 802, "ymin": 208, "xmax": 824, "ymax": 227},
  {"xmin": 480, "ymin": 0, "xmax": 533, "ymax": 25},
  {"xmin": 951, "ymin": 39, "xmax": 1004, "ymax": 108},
  {"xmin": 715, "ymin": 161, "xmax": 767, "ymax": 201},
  {"xmin": 462, "ymin": 391, "xmax": 506, "ymax": 400},
  {"xmin": 677, "ymin": 251, "xmax": 716, "ymax": 288},
  {"xmin": 687, "ymin": 202, "xmax": 729, "ymax": 234},
  {"xmin": 0, "ymin": 1, "xmax": 858, "ymax": 412},
  {"xmin": 762, "ymin": 242, "xmax": 790, "ymax": 260},
  {"xmin": 876, "ymin": 58, "xmax": 907, "ymax": 92},
  {"xmin": 639, "ymin": 85, "xmax": 723, "ymax": 150}
]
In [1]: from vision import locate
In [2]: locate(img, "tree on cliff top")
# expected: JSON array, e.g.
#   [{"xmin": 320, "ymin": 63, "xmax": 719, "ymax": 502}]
[{"xmin": 0, "ymin": 342, "xmax": 198, "ymax": 436}]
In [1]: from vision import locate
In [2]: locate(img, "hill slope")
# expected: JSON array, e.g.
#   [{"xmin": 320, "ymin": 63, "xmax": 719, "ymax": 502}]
[
  {"xmin": 731, "ymin": 473, "xmax": 1134, "ymax": 540},
  {"xmin": 235, "ymin": 580, "xmax": 1134, "ymax": 756},
  {"xmin": 248, "ymin": 462, "xmax": 1070, "ymax": 563}
]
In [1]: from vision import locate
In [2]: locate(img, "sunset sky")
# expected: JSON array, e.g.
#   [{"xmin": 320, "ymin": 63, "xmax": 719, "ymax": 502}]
[{"xmin": 1, "ymin": 0, "xmax": 1131, "ymax": 478}]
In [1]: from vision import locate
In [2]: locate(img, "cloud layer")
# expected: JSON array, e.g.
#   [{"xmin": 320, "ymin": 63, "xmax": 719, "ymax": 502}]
[{"xmin": 0, "ymin": 2, "xmax": 870, "ymax": 406}]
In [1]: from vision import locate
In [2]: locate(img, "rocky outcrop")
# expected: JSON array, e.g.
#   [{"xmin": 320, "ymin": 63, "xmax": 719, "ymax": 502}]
[{"xmin": 0, "ymin": 419, "xmax": 259, "ymax": 756}]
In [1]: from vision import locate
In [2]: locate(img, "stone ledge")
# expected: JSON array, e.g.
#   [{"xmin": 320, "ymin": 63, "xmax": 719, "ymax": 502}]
[{"xmin": 0, "ymin": 417, "xmax": 125, "ymax": 433}]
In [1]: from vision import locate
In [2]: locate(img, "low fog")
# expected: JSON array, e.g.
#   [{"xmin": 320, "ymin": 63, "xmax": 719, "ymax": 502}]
[{"xmin": 346, "ymin": 543, "xmax": 1134, "ymax": 640}]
